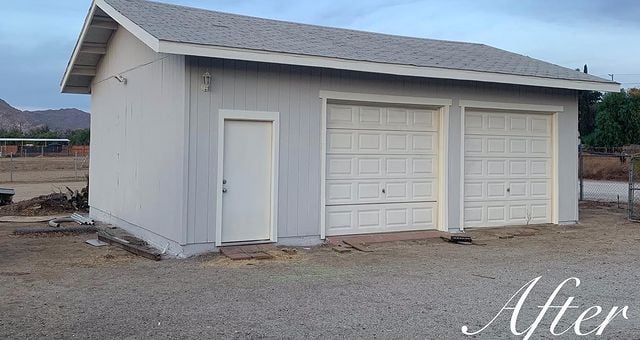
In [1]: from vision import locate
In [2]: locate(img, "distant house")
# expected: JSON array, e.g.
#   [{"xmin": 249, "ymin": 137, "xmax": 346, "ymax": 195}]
[{"xmin": 62, "ymin": 0, "xmax": 619, "ymax": 256}]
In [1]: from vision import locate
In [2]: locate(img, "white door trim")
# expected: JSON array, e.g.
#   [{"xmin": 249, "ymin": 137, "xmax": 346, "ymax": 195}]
[
  {"xmin": 438, "ymin": 105, "xmax": 450, "ymax": 230},
  {"xmin": 458, "ymin": 100, "xmax": 564, "ymax": 113},
  {"xmin": 319, "ymin": 97, "xmax": 328, "ymax": 240},
  {"xmin": 459, "ymin": 105, "xmax": 466, "ymax": 231},
  {"xmin": 216, "ymin": 109, "xmax": 279, "ymax": 246},
  {"xmin": 318, "ymin": 91, "xmax": 451, "ymax": 238},
  {"xmin": 319, "ymin": 90, "xmax": 453, "ymax": 107},
  {"xmin": 459, "ymin": 100, "xmax": 561, "ymax": 228}
]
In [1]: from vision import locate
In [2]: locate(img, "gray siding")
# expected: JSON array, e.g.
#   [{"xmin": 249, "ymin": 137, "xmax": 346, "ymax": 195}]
[
  {"xmin": 90, "ymin": 28, "xmax": 187, "ymax": 245},
  {"xmin": 186, "ymin": 57, "xmax": 579, "ymax": 243}
]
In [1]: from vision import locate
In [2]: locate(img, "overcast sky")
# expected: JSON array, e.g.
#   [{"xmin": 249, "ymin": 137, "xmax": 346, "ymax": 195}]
[{"xmin": 1, "ymin": 0, "xmax": 639, "ymax": 112}]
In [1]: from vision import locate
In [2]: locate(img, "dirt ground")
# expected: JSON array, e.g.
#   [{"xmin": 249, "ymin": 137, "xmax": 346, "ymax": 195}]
[
  {"xmin": 1, "ymin": 181, "xmax": 87, "ymax": 202},
  {"xmin": 1, "ymin": 203, "xmax": 640, "ymax": 338},
  {"xmin": 0, "ymin": 156, "xmax": 89, "ymax": 183}
]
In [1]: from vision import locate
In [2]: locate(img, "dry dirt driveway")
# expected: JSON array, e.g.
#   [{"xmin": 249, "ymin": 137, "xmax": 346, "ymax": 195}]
[{"xmin": 1, "ymin": 203, "xmax": 640, "ymax": 339}]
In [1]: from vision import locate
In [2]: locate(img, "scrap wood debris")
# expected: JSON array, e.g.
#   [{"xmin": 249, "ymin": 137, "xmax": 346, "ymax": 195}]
[
  {"xmin": 0, "ymin": 193, "xmax": 77, "ymax": 216},
  {"xmin": 441, "ymin": 235, "xmax": 485, "ymax": 246},
  {"xmin": 14, "ymin": 225, "xmax": 98, "ymax": 235},
  {"xmin": 332, "ymin": 240, "xmax": 373, "ymax": 253},
  {"xmin": 97, "ymin": 231, "xmax": 162, "ymax": 261},
  {"xmin": 342, "ymin": 240, "xmax": 373, "ymax": 252},
  {"xmin": 332, "ymin": 243, "xmax": 352, "ymax": 253},
  {"xmin": 0, "ymin": 178, "xmax": 89, "ymax": 217}
]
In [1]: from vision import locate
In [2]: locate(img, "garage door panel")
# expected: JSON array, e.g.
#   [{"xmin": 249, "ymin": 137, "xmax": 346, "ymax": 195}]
[
  {"xmin": 464, "ymin": 158, "xmax": 551, "ymax": 179},
  {"xmin": 464, "ymin": 180, "xmax": 551, "ymax": 202},
  {"xmin": 465, "ymin": 111, "xmax": 551, "ymax": 137},
  {"xmin": 464, "ymin": 200, "xmax": 551, "ymax": 227},
  {"xmin": 325, "ymin": 202, "xmax": 437, "ymax": 236},
  {"xmin": 464, "ymin": 110, "xmax": 552, "ymax": 228},
  {"xmin": 531, "ymin": 116, "xmax": 552, "ymax": 136},
  {"xmin": 327, "ymin": 104, "xmax": 438, "ymax": 132},
  {"xmin": 327, "ymin": 155, "xmax": 437, "ymax": 179},
  {"xmin": 327, "ymin": 129, "xmax": 436, "ymax": 154},
  {"xmin": 465, "ymin": 136, "xmax": 551, "ymax": 158},
  {"xmin": 326, "ymin": 179, "xmax": 437, "ymax": 205}
]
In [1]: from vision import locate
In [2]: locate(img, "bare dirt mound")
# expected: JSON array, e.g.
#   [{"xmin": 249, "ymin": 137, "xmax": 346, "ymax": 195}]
[{"xmin": 0, "ymin": 193, "xmax": 77, "ymax": 216}]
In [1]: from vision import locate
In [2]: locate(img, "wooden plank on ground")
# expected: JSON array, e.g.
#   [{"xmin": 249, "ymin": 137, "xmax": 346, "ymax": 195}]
[
  {"xmin": 97, "ymin": 231, "xmax": 161, "ymax": 261},
  {"xmin": 342, "ymin": 240, "xmax": 373, "ymax": 252}
]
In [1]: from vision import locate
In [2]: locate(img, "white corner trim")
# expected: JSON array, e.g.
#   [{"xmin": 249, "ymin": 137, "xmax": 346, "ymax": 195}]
[
  {"xmin": 215, "ymin": 109, "xmax": 280, "ymax": 246},
  {"xmin": 459, "ymin": 105, "xmax": 466, "ymax": 231},
  {"xmin": 158, "ymin": 40, "xmax": 619, "ymax": 92},
  {"xmin": 458, "ymin": 100, "xmax": 564, "ymax": 113},
  {"xmin": 319, "ymin": 97, "xmax": 328, "ymax": 240},
  {"xmin": 437, "ymin": 105, "xmax": 450, "ymax": 231},
  {"xmin": 552, "ymin": 112, "xmax": 560, "ymax": 224},
  {"xmin": 95, "ymin": 0, "xmax": 160, "ymax": 51},
  {"xmin": 319, "ymin": 90, "xmax": 452, "ymax": 107}
]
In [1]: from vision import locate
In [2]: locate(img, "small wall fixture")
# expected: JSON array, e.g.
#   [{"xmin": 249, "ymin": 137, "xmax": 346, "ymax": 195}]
[
  {"xmin": 114, "ymin": 74, "xmax": 127, "ymax": 85},
  {"xmin": 202, "ymin": 72, "xmax": 211, "ymax": 92}
]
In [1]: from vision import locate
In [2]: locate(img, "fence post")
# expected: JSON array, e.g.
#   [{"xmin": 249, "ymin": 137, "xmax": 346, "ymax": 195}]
[
  {"xmin": 630, "ymin": 156, "xmax": 634, "ymax": 220},
  {"xmin": 74, "ymin": 152, "xmax": 78, "ymax": 181},
  {"xmin": 579, "ymin": 145, "xmax": 584, "ymax": 201},
  {"xmin": 9, "ymin": 153, "xmax": 13, "ymax": 182}
]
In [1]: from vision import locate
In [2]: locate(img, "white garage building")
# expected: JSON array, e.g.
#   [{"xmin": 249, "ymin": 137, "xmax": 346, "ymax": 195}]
[{"xmin": 62, "ymin": 0, "xmax": 619, "ymax": 256}]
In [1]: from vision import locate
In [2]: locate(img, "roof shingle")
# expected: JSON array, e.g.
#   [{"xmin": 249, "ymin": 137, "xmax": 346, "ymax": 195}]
[{"xmin": 104, "ymin": 0, "xmax": 613, "ymax": 84}]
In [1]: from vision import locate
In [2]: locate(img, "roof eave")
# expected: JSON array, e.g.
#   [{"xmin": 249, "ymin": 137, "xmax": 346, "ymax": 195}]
[
  {"xmin": 157, "ymin": 40, "xmax": 620, "ymax": 92},
  {"xmin": 60, "ymin": 0, "xmax": 161, "ymax": 94},
  {"xmin": 60, "ymin": 1, "xmax": 98, "ymax": 94},
  {"xmin": 62, "ymin": 0, "xmax": 620, "ymax": 94}
]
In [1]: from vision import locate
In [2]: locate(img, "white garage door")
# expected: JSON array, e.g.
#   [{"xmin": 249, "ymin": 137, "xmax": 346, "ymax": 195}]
[
  {"xmin": 325, "ymin": 103, "xmax": 438, "ymax": 236},
  {"xmin": 464, "ymin": 110, "xmax": 552, "ymax": 228}
]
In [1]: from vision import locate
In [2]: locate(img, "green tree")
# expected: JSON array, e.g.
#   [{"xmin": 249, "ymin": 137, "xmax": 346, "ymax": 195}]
[
  {"xmin": 0, "ymin": 129, "xmax": 24, "ymax": 138},
  {"xmin": 578, "ymin": 90, "xmax": 601, "ymax": 139},
  {"xmin": 27, "ymin": 126, "xmax": 60, "ymax": 139},
  {"xmin": 66, "ymin": 129, "xmax": 90, "ymax": 145},
  {"xmin": 577, "ymin": 64, "xmax": 602, "ymax": 140},
  {"xmin": 591, "ymin": 90, "xmax": 640, "ymax": 147}
]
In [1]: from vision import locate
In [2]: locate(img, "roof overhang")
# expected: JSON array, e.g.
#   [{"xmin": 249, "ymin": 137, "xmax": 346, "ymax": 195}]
[
  {"xmin": 61, "ymin": 0, "xmax": 621, "ymax": 94},
  {"xmin": 158, "ymin": 40, "xmax": 620, "ymax": 92},
  {"xmin": 60, "ymin": 1, "xmax": 119, "ymax": 94}
]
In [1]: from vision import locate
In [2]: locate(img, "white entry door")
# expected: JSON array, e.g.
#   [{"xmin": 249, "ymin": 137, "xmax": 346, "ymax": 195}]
[
  {"xmin": 325, "ymin": 104, "xmax": 439, "ymax": 236},
  {"xmin": 221, "ymin": 120, "xmax": 273, "ymax": 243},
  {"xmin": 464, "ymin": 110, "xmax": 553, "ymax": 227}
]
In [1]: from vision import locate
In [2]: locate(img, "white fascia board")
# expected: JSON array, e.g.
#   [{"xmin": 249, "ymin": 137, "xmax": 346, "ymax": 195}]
[
  {"xmin": 60, "ymin": 1, "xmax": 97, "ymax": 92},
  {"xmin": 158, "ymin": 40, "xmax": 620, "ymax": 93}
]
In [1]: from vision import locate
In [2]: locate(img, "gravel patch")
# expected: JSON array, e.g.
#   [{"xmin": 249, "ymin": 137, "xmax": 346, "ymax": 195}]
[{"xmin": 1, "ymin": 203, "xmax": 639, "ymax": 338}]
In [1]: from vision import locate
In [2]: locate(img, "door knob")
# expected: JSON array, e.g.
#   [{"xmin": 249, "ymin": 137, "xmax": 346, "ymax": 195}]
[
  {"xmin": 223, "ymin": 179, "xmax": 227, "ymax": 184},
  {"xmin": 382, "ymin": 188, "xmax": 386, "ymax": 194},
  {"xmin": 222, "ymin": 188, "xmax": 228, "ymax": 193}
]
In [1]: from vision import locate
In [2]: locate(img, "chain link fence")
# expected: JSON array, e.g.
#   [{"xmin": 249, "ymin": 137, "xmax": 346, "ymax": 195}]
[
  {"xmin": 579, "ymin": 146, "xmax": 630, "ymax": 206},
  {"xmin": 0, "ymin": 154, "xmax": 89, "ymax": 202},
  {"xmin": 629, "ymin": 156, "xmax": 640, "ymax": 221}
]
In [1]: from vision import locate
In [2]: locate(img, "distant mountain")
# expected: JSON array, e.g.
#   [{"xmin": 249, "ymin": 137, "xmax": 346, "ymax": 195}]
[{"xmin": 0, "ymin": 99, "xmax": 90, "ymax": 132}]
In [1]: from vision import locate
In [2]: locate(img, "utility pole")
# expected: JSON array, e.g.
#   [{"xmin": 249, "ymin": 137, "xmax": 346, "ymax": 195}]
[{"xmin": 608, "ymin": 74, "xmax": 614, "ymax": 81}]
